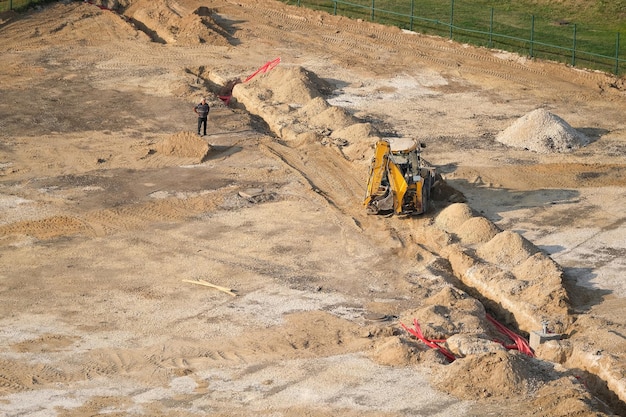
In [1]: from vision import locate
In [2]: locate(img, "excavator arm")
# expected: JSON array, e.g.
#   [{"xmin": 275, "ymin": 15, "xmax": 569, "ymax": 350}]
[{"xmin": 364, "ymin": 140, "xmax": 392, "ymax": 212}]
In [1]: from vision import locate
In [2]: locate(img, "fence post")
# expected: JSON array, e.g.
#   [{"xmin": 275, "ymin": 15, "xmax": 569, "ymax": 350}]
[
  {"xmin": 371, "ymin": 0, "xmax": 375, "ymax": 21},
  {"xmin": 530, "ymin": 15, "xmax": 535, "ymax": 57},
  {"xmin": 449, "ymin": 0, "xmax": 454, "ymax": 40},
  {"xmin": 410, "ymin": 0, "xmax": 415, "ymax": 32},
  {"xmin": 333, "ymin": 0, "xmax": 337, "ymax": 15},
  {"xmin": 572, "ymin": 24, "xmax": 577, "ymax": 67},
  {"xmin": 489, "ymin": 7, "xmax": 494, "ymax": 48},
  {"xmin": 616, "ymin": 32, "xmax": 621, "ymax": 75}
]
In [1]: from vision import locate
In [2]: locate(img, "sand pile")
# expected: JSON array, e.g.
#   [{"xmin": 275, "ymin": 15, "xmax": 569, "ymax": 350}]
[
  {"xmin": 231, "ymin": 65, "xmax": 330, "ymax": 139},
  {"xmin": 310, "ymin": 106, "xmax": 356, "ymax": 130},
  {"xmin": 155, "ymin": 131, "xmax": 210, "ymax": 162},
  {"xmin": 434, "ymin": 350, "xmax": 545, "ymax": 399},
  {"xmin": 435, "ymin": 350, "xmax": 604, "ymax": 414},
  {"xmin": 123, "ymin": 1, "xmax": 229, "ymax": 46},
  {"xmin": 456, "ymin": 216, "xmax": 500, "ymax": 245},
  {"xmin": 496, "ymin": 108, "xmax": 589, "ymax": 153},
  {"xmin": 369, "ymin": 337, "xmax": 423, "ymax": 367},
  {"xmin": 298, "ymin": 96, "xmax": 331, "ymax": 118},
  {"xmin": 232, "ymin": 65, "xmax": 383, "ymax": 153},
  {"xmin": 434, "ymin": 202, "xmax": 474, "ymax": 233},
  {"xmin": 175, "ymin": 8, "xmax": 231, "ymax": 47},
  {"xmin": 445, "ymin": 333, "xmax": 507, "ymax": 356},
  {"xmin": 512, "ymin": 252, "xmax": 564, "ymax": 283},
  {"xmin": 477, "ymin": 230, "xmax": 539, "ymax": 267},
  {"xmin": 333, "ymin": 123, "xmax": 380, "ymax": 161},
  {"xmin": 235, "ymin": 66, "xmax": 332, "ymax": 106},
  {"xmin": 399, "ymin": 286, "xmax": 488, "ymax": 341},
  {"xmin": 443, "ymin": 225, "xmax": 571, "ymax": 335}
]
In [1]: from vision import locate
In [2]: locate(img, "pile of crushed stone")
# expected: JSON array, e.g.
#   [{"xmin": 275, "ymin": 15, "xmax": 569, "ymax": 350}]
[{"xmin": 496, "ymin": 108, "xmax": 589, "ymax": 153}]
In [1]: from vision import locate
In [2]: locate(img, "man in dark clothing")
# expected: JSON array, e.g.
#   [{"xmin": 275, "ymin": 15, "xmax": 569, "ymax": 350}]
[{"xmin": 194, "ymin": 97, "xmax": 210, "ymax": 136}]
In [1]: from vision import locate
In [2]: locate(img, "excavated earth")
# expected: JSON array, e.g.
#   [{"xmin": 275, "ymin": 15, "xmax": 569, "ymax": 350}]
[{"xmin": 0, "ymin": 1, "xmax": 625, "ymax": 416}]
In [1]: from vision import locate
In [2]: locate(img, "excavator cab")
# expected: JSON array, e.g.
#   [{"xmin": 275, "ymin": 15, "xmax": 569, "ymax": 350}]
[{"xmin": 364, "ymin": 138, "xmax": 436, "ymax": 216}]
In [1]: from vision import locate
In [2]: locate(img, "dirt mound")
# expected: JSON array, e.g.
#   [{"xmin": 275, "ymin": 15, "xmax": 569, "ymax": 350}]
[
  {"xmin": 298, "ymin": 96, "xmax": 331, "ymax": 117},
  {"xmin": 333, "ymin": 124, "xmax": 379, "ymax": 161},
  {"xmin": 176, "ymin": 8, "xmax": 231, "ymax": 46},
  {"xmin": 236, "ymin": 65, "xmax": 332, "ymax": 106},
  {"xmin": 456, "ymin": 216, "xmax": 501, "ymax": 245},
  {"xmin": 399, "ymin": 286, "xmax": 487, "ymax": 341},
  {"xmin": 310, "ymin": 106, "xmax": 356, "ymax": 130},
  {"xmin": 436, "ymin": 350, "xmax": 605, "ymax": 414},
  {"xmin": 155, "ymin": 131, "xmax": 210, "ymax": 162},
  {"xmin": 434, "ymin": 203, "xmax": 475, "ymax": 233},
  {"xmin": 512, "ymin": 252, "xmax": 563, "ymax": 283},
  {"xmin": 231, "ymin": 66, "xmax": 338, "ymax": 141},
  {"xmin": 369, "ymin": 337, "xmax": 422, "ymax": 366},
  {"xmin": 532, "ymin": 379, "xmax": 610, "ymax": 416},
  {"xmin": 445, "ymin": 333, "xmax": 507, "ymax": 356},
  {"xmin": 496, "ymin": 108, "xmax": 589, "ymax": 153},
  {"xmin": 477, "ymin": 230, "xmax": 539, "ymax": 267},
  {"xmin": 123, "ymin": 0, "xmax": 229, "ymax": 46},
  {"xmin": 434, "ymin": 350, "xmax": 545, "ymax": 399}
]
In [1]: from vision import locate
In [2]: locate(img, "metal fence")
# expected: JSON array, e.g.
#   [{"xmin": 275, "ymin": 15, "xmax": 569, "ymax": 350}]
[
  {"xmin": 0, "ymin": 0, "xmax": 47, "ymax": 12},
  {"xmin": 3, "ymin": 0, "xmax": 623, "ymax": 75},
  {"xmin": 282, "ymin": 0, "xmax": 625, "ymax": 76}
]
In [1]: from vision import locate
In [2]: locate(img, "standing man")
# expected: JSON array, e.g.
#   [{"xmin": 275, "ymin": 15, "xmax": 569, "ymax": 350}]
[{"xmin": 194, "ymin": 97, "xmax": 210, "ymax": 136}]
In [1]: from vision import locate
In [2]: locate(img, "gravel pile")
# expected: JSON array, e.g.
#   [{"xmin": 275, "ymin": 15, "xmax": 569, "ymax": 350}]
[{"xmin": 496, "ymin": 108, "xmax": 589, "ymax": 153}]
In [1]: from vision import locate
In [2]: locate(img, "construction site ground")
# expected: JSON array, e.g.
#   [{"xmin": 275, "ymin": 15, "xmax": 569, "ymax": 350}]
[{"xmin": 0, "ymin": 1, "xmax": 625, "ymax": 416}]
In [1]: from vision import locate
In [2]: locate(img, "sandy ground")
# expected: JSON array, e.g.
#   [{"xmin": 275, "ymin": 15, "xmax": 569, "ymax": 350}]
[{"xmin": 0, "ymin": 0, "xmax": 625, "ymax": 416}]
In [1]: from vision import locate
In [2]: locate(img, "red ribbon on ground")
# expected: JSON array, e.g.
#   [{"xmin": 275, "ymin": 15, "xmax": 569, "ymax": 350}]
[
  {"xmin": 402, "ymin": 315, "xmax": 534, "ymax": 361},
  {"xmin": 243, "ymin": 57, "xmax": 281, "ymax": 83},
  {"xmin": 401, "ymin": 319, "xmax": 456, "ymax": 362},
  {"xmin": 486, "ymin": 314, "xmax": 535, "ymax": 357}
]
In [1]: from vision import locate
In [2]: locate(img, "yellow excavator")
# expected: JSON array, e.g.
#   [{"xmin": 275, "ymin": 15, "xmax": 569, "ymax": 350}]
[{"xmin": 364, "ymin": 138, "xmax": 436, "ymax": 216}]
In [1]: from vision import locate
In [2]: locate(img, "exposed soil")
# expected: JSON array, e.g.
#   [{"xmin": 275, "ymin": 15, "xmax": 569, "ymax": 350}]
[{"xmin": 0, "ymin": 1, "xmax": 625, "ymax": 416}]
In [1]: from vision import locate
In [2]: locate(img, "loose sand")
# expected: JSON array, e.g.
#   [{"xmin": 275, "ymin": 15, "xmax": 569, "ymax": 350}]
[{"xmin": 0, "ymin": 1, "xmax": 625, "ymax": 416}]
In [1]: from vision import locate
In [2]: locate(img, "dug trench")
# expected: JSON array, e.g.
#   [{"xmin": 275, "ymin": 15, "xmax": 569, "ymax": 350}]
[{"xmin": 214, "ymin": 64, "xmax": 626, "ymax": 414}]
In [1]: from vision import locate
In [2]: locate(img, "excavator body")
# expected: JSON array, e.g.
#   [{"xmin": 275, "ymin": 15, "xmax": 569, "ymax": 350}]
[{"xmin": 364, "ymin": 138, "xmax": 436, "ymax": 216}]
